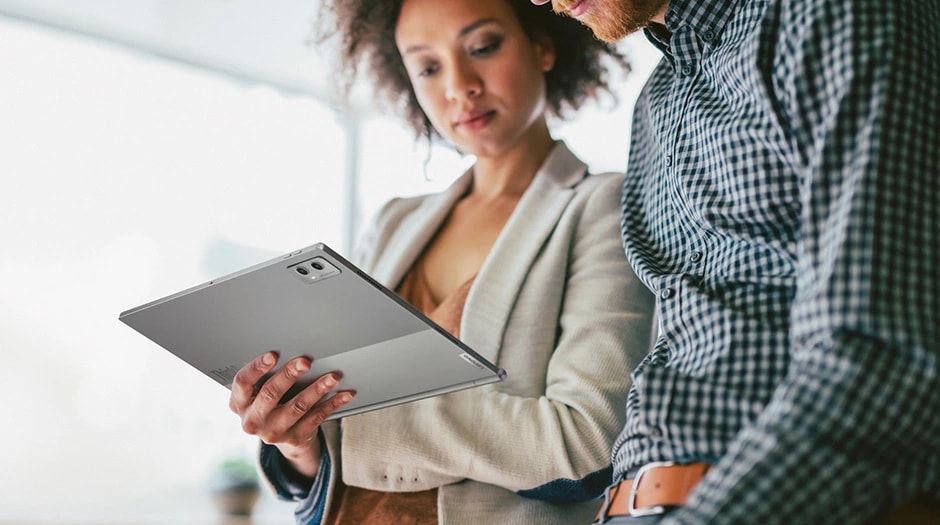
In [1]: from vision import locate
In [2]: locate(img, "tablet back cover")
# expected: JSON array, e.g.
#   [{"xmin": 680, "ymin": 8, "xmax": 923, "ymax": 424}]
[{"xmin": 119, "ymin": 243, "xmax": 504, "ymax": 419}]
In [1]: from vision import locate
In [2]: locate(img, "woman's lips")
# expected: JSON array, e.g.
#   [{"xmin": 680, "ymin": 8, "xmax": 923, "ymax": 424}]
[{"xmin": 456, "ymin": 110, "xmax": 496, "ymax": 130}]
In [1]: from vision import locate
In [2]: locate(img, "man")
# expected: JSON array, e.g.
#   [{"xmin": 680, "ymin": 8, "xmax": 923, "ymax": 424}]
[{"xmin": 529, "ymin": 0, "xmax": 940, "ymax": 522}]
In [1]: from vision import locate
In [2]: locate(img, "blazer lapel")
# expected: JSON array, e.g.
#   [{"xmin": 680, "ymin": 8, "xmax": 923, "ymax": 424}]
[
  {"xmin": 461, "ymin": 142, "xmax": 588, "ymax": 364},
  {"xmin": 369, "ymin": 171, "xmax": 474, "ymax": 289}
]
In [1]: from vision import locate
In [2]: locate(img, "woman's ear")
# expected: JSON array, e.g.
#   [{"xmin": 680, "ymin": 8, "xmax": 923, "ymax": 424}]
[{"xmin": 534, "ymin": 35, "xmax": 556, "ymax": 72}]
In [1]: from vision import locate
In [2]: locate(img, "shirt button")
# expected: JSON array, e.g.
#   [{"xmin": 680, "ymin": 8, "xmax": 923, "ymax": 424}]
[
  {"xmin": 664, "ymin": 154, "xmax": 673, "ymax": 166},
  {"xmin": 647, "ymin": 426, "xmax": 663, "ymax": 439},
  {"xmin": 702, "ymin": 29, "xmax": 716, "ymax": 42},
  {"xmin": 660, "ymin": 288, "xmax": 675, "ymax": 300},
  {"xmin": 681, "ymin": 64, "xmax": 694, "ymax": 76},
  {"xmin": 689, "ymin": 251, "xmax": 703, "ymax": 263}
]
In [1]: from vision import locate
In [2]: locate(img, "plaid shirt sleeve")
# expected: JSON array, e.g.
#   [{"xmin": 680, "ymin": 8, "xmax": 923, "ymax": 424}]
[{"xmin": 665, "ymin": 1, "xmax": 940, "ymax": 523}]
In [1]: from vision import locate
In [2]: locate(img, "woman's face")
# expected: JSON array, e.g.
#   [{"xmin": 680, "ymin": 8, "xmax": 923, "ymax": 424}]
[{"xmin": 395, "ymin": 0, "xmax": 555, "ymax": 159}]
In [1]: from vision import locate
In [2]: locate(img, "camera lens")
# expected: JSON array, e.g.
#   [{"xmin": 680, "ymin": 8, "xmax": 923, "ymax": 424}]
[
  {"xmin": 312, "ymin": 262, "xmax": 324, "ymax": 271},
  {"xmin": 296, "ymin": 267, "xmax": 309, "ymax": 275}
]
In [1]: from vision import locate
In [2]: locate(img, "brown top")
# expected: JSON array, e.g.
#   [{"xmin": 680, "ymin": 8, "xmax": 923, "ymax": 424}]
[{"xmin": 324, "ymin": 258, "xmax": 476, "ymax": 525}]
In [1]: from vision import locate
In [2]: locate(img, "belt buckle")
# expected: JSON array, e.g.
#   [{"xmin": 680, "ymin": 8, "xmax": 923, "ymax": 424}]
[{"xmin": 628, "ymin": 461, "xmax": 675, "ymax": 517}]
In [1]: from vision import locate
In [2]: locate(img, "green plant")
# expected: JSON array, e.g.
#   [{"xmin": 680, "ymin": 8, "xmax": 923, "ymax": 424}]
[
  {"xmin": 211, "ymin": 457, "xmax": 259, "ymax": 490},
  {"xmin": 210, "ymin": 457, "xmax": 261, "ymax": 516}
]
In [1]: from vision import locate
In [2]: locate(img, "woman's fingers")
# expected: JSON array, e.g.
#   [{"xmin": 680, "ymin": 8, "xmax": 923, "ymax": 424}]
[
  {"xmin": 288, "ymin": 387, "xmax": 357, "ymax": 442},
  {"xmin": 229, "ymin": 351, "xmax": 278, "ymax": 414},
  {"xmin": 240, "ymin": 356, "xmax": 311, "ymax": 434},
  {"xmin": 279, "ymin": 372, "xmax": 341, "ymax": 420},
  {"xmin": 261, "ymin": 373, "xmax": 352, "ymax": 446},
  {"xmin": 229, "ymin": 353, "xmax": 355, "ymax": 450}
]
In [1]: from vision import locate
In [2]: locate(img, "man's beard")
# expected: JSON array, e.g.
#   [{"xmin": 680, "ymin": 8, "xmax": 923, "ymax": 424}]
[{"xmin": 559, "ymin": 0, "xmax": 668, "ymax": 42}]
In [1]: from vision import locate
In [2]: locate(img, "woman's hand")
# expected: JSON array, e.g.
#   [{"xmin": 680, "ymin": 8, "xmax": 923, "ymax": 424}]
[{"xmin": 229, "ymin": 351, "xmax": 356, "ymax": 480}]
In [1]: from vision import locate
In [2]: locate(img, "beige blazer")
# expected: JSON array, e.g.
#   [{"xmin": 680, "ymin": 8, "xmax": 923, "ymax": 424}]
[{"xmin": 317, "ymin": 142, "xmax": 655, "ymax": 524}]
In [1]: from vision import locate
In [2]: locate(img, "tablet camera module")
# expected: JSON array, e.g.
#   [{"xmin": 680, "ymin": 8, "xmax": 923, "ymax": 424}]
[{"xmin": 289, "ymin": 256, "xmax": 340, "ymax": 284}]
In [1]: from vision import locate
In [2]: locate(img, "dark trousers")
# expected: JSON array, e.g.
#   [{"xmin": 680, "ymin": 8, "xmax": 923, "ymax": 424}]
[{"xmin": 594, "ymin": 515, "xmax": 670, "ymax": 524}]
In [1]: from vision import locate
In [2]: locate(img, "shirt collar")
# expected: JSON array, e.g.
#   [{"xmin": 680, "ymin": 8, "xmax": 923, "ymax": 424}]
[{"xmin": 647, "ymin": 0, "xmax": 744, "ymax": 48}]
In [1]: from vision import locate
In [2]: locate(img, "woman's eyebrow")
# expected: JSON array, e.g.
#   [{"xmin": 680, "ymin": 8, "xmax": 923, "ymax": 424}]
[
  {"xmin": 402, "ymin": 18, "xmax": 501, "ymax": 55},
  {"xmin": 458, "ymin": 18, "xmax": 500, "ymax": 38}
]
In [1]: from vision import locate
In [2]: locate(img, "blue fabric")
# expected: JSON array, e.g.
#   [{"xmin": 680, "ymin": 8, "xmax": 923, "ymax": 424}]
[
  {"xmin": 259, "ymin": 442, "xmax": 330, "ymax": 524},
  {"xmin": 516, "ymin": 465, "xmax": 613, "ymax": 503}
]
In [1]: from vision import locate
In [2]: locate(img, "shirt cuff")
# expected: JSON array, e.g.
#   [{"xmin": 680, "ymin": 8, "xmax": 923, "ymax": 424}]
[{"xmin": 259, "ymin": 441, "xmax": 329, "ymax": 502}]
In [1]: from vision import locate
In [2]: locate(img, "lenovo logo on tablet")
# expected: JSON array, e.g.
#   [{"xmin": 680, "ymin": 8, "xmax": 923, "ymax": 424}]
[{"xmin": 460, "ymin": 353, "xmax": 486, "ymax": 370}]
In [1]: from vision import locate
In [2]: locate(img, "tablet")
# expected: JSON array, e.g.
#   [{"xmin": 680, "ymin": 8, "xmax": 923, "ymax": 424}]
[{"xmin": 119, "ymin": 243, "xmax": 506, "ymax": 420}]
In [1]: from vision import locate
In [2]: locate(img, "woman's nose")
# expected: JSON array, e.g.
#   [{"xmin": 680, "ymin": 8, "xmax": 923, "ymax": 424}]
[{"xmin": 445, "ymin": 62, "xmax": 482, "ymax": 101}]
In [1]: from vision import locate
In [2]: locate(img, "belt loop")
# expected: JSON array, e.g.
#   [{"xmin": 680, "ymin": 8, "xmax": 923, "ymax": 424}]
[{"xmin": 596, "ymin": 482, "xmax": 619, "ymax": 524}]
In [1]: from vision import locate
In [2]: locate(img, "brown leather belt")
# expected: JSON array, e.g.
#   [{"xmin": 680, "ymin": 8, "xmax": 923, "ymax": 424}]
[
  {"xmin": 594, "ymin": 461, "xmax": 710, "ymax": 522},
  {"xmin": 594, "ymin": 461, "xmax": 940, "ymax": 523}
]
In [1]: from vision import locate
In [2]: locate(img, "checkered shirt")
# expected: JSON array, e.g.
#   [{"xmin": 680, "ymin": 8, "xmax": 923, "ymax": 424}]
[{"xmin": 612, "ymin": 0, "xmax": 940, "ymax": 522}]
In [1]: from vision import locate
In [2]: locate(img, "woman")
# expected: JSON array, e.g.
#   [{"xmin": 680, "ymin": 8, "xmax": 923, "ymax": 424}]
[{"xmin": 228, "ymin": 0, "xmax": 655, "ymax": 523}]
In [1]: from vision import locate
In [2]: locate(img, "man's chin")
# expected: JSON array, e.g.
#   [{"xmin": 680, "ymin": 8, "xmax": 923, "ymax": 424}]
[
  {"xmin": 567, "ymin": 0, "xmax": 667, "ymax": 42},
  {"xmin": 578, "ymin": 13, "xmax": 637, "ymax": 42}
]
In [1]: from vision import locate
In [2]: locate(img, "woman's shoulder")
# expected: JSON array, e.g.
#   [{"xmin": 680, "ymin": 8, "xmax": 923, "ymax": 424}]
[
  {"xmin": 541, "ymin": 142, "xmax": 624, "ymax": 198},
  {"xmin": 552, "ymin": 170, "xmax": 626, "ymax": 233},
  {"xmin": 579, "ymin": 170, "xmax": 624, "ymax": 188},
  {"xmin": 570, "ymin": 170, "xmax": 625, "ymax": 203}
]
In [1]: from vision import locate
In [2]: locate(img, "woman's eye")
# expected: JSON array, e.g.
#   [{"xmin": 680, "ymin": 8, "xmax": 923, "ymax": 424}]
[
  {"xmin": 417, "ymin": 64, "xmax": 439, "ymax": 77},
  {"xmin": 470, "ymin": 40, "xmax": 501, "ymax": 57}
]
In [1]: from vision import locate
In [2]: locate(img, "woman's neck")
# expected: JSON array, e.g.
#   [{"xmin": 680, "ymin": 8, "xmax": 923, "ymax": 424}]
[{"xmin": 469, "ymin": 121, "xmax": 555, "ymax": 202}]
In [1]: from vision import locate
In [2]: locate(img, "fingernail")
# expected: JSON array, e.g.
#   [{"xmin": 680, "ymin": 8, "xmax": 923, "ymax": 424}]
[
  {"xmin": 339, "ymin": 392, "xmax": 354, "ymax": 402},
  {"xmin": 295, "ymin": 360, "xmax": 310, "ymax": 372},
  {"xmin": 324, "ymin": 374, "xmax": 337, "ymax": 387},
  {"xmin": 262, "ymin": 352, "xmax": 275, "ymax": 366}
]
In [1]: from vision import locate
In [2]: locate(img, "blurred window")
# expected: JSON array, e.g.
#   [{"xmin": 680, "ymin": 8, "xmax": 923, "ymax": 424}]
[{"xmin": 0, "ymin": 16, "xmax": 337, "ymax": 522}]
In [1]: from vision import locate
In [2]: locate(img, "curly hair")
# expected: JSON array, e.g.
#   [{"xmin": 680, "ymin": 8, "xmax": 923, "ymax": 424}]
[{"xmin": 315, "ymin": 0, "xmax": 630, "ymax": 139}]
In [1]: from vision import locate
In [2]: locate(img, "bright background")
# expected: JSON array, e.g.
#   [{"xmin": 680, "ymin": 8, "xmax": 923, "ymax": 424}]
[{"xmin": 0, "ymin": 2, "xmax": 659, "ymax": 523}]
